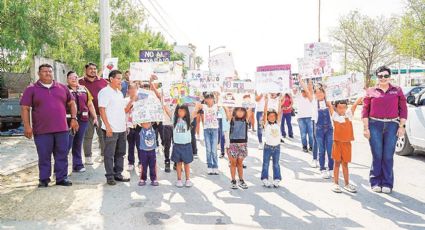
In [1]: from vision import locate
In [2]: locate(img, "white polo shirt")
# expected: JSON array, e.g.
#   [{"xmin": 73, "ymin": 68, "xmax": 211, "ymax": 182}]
[{"xmin": 98, "ymin": 85, "xmax": 127, "ymax": 132}]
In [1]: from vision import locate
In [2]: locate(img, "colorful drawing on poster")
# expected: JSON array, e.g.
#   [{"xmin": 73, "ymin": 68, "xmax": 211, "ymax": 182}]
[
  {"xmin": 132, "ymin": 90, "xmax": 164, "ymax": 124},
  {"xmin": 209, "ymin": 52, "xmax": 236, "ymax": 80},
  {"xmin": 220, "ymin": 80, "xmax": 255, "ymax": 108},
  {"xmin": 168, "ymin": 82, "xmax": 199, "ymax": 105},
  {"xmin": 324, "ymin": 73, "xmax": 365, "ymax": 101},
  {"xmin": 298, "ymin": 42, "xmax": 333, "ymax": 79},
  {"xmin": 255, "ymin": 70, "xmax": 291, "ymax": 94},
  {"xmin": 102, "ymin": 58, "xmax": 118, "ymax": 79}
]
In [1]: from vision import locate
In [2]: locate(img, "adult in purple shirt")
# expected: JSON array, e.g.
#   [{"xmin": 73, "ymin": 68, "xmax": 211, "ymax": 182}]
[
  {"xmin": 362, "ymin": 66, "xmax": 408, "ymax": 194},
  {"xmin": 79, "ymin": 63, "xmax": 108, "ymax": 165},
  {"xmin": 20, "ymin": 64, "xmax": 79, "ymax": 187}
]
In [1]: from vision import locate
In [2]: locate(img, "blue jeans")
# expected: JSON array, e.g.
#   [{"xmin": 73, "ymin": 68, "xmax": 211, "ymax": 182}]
[
  {"xmin": 369, "ymin": 120, "xmax": 398, "ymax": 189},
  {"xmin": 256, "ymin": 112, "xmax": 264, "ymax": 143},
  {"xmin": 316, "ymin": 124, "xmax": 334, "ymax": 171},
  {"xmin": 261, "ymin": 144, "xmax": 282, "ymax": 180},
  {"xmin": 312, "ymin": 121, "xmax": 318, "ymax": 160},
  {"xmin": 204, "ymin": 128, "xmax": 218, "ymax": 168},
  {"xmin": 68, "ymin": 121, "xmax": 89, "ymax": 171},
  {"xmin": 281, "ymin": 113, "xmax": 293, "ymax": 137},
  {"xmin": 297, "ymin": 117, "xmax": 313, "ymax": 148}
]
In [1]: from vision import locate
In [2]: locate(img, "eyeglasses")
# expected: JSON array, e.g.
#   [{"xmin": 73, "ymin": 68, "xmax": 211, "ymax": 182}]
[{"xmin": 377, "ymin": 74, "xmax": 390, "ymax": 79}]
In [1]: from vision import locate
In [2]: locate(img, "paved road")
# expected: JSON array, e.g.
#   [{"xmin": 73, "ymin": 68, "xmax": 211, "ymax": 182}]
[{"xmin": 1, "ymin": 120, "xmax": 425, "ymax": 230}]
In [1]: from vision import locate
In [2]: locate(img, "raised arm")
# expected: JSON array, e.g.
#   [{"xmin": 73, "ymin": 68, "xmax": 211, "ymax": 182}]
[
  {"xmin": 149, "ymin": 75, "xmax": 162, "ymax": 100},
  {"xmin": 298, "ymin": 75, "xmax": 313, "ymax": 101},
  {"xmin": 263, "ymin": 95, "xmax": 269, "ymax": 125},
  {"xmin": 326, "ymin": 100, "xmax": 334, "ymax": 116},
  {"xmin": 191, "ymin": 102, "xmax": 202, "ymax": 119},
  {"xmin": 351, "ymin": 97, "xmax": 363, "ymax": 114}
]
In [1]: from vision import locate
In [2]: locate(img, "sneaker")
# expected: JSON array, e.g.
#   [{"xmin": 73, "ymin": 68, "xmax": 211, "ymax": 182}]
[
  {"xmin": 328, "ymin": 170, "xmax": 333, "ymax": 178},
  {"xmin": 219, "ymin": 153, "xmax": 225, "ymax": 158},
  {"xmin": 185, "ymin": 180, "xmax": 193, "ymax": 187},
  {"xmin": 38, "ymin": 180, "xmax": 49, "ymax": 188},
  {"xmin": 213, "ymin": 168, "xmax": 219, "ymax": 175},
  {"xmin": 207, "ymin": 168, "xmax": 214, "ymax": 175},
  {"xmin": 372, "ymin": 186, "xmax": 382, "ymax": 193},
  {"xmin": 258, "ymin": 143, "xmax": 264, "ymax": 150},
  {"xmin": 230, "ymin": 180, "xmax": 238, "ymax": 189},
  {"xmin": 193, "ymin": 154, "xmax": 199, "ymax": 159},
  {"xmin": 272, "ymin": 179, "xmax": 280, "ymax": 188},
  {"xmin": 382, "ymin": 187, "xmax": 392, "ymax": 194},
  {"xmin": 343, "ymin": 184, "xmax": 357, "ymax": 193},
  {"xmin": 262, "ymin": 179, "xmax": 271, "ymax": 188},
  {"xmin": 165, "ymin": 162, "xmax": 171, "ymax": 173},
  {"xmin": 175, "ymin": 180, "xmax": 184, "ymax": 188},
  {"xmin": 107, "ymin": 179, "xmax": 116, "ymax": 186},
  {"xmin": 242, "ymin": 164, "xmax": 247, "ymax": 169},
  {"xmin": 308, "ymin": 147, "xmax": 313, "ymax": 152},
  {"xmin": 151, "ymin": 181, "xmax": 159, "ymax": 186},
  {"xmin": 280, "ymin": 137, "xmax": 285, "ymax": 143},
  {"xmin": 73, "ymin": 168, "xmax": 86, "ymax": 173},
  {"xmin": 239, "ymin": 180, "xmax": 248, "ymax": 189},
  {"xmin": 321, "ymin": 170, "xmax": 330, "ymax": 179},
  {"xmin": 310, "ymin": 160, "xmax": 318, "ymax": 168},
  {"xmin": 332, "ymin": 184, "xmax": 342, "ymax": 193},
  {"xmin": 127, "ymin": 165, "xmax": 134, "ymax": 171},
  {"xmin": 138, "ymin": 180, "xmax": 146, "ymax": 186},
  {"xmin": 85, "ymin": 157, "xmax": 93, "ymax": 165},
  {"xmin": 302, "ymin": 147, "xmax": 308, "ymax": 153},
  {"xmin": 289, "ymin": 135, "xmax": 294, "ymax": 138}
]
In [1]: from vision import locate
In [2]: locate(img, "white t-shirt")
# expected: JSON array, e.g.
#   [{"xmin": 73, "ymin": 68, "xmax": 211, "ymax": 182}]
[
  {"xmin": 268, "ymin": 97, "xmax": 280, "ymax": 112},
  {"xmin": 98, "ymin": 85, "xmax": 127, "ymax": 132},
  {"xmin": 332, "ymin": 110, "xmax": 353, "ymax": 123},
  {"xmin": 264, "ymin": 123, "xmax": 281, "ymax": 146},
  {"xmin": 256, "ymin": 96, "xmax": 265, "ymax": 111},
  {"xmin": 202, "ymin": 104, "xmax": 219, "ymax": 129},
  {"xmin": 295, "ymin": 95, "xmax": 313, "ymax": 119}
]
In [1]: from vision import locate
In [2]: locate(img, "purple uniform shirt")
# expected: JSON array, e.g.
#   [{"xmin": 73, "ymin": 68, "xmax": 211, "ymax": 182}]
[
  {"xmin": 362, "ymin": 84, "xmax": 408, "ymax": 120},
  {"xmin": 79, "ymin": 76, "xmax": 108, "ymax": 115},
  {"xmin": 20, "ymin": 81, "xmax": 74, "ymax": 135}
]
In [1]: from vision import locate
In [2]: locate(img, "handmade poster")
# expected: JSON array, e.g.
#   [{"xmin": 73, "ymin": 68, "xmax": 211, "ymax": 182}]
[
  {"xmin": 129, "ymin": 61, "xmax": 183, "ymax": 82},
  {"xmin": 298, "ymin": 42, "xmax": 333, "ymax": 79},
  {"xmin": 187, "ymin": 70, "xmax": 221, "ymax": 93},
  {"xmin": 102, "ymin": 58, "xmax": 118, "ymax": 79},
  {"xmin": 209, "ymin": 52, "xmax": 236, "ymax": 80},
  {"xmin": 254, "ymin": 70, "xmax": 291, "ymax": 94},
  {"xmin": 163, "ymin": 82, "xmax": 199, "ymax": 105},
  {"xmin": 256, "ymin": 64, "xmax": 291, "ymax": 72},
  {"xmin": 220, "ymin": 80, "xmax": 255, "ymax": 108},
  {"xmin": 139, "ymin": 50, "xmax": 170, "ymax": 62},
  {"xmin": 132, "ymin": 89, "xmax": 164, "ymax": 124},
  {"xmin": 324, "ymin": 73, "xmax": 365, "ymax": 101},
  {"xmin": 129, "ymin": 62, "xmax": 151, "ymax": 81}
]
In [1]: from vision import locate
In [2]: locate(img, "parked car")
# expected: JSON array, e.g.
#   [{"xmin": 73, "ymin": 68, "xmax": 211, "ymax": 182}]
[
  {"xmin": 402, "ymin": 85, "xmax": 425, "ymax": 97},
  {"xmin": 396, "ymin": 88, "xmax": 425, "ymax": 156}
]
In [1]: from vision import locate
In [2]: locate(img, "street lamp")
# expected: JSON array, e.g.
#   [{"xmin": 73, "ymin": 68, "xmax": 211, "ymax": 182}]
[{"xmin": 208, "ymin": 45, "xmax": 226, "ymax": 72}]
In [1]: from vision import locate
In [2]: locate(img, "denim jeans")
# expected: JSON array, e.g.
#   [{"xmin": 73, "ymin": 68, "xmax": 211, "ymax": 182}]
[
  {"xmin": 281, "ymin": 113, "xmax": 293, "ymax": 137},
  {"xmin": 204, "ymin": 128, "xmax": 218, "ymax": 168},
  {"xmin": 316, "ymin": 124, "xmax": 334, "ymax": 171},
  {"xmin": 312, "ymin": 121, "xmax": 318, "ymax": 160},
  {"xmin": 369, "ymin": 120, "xmax": 398, "ymax": 189},
  {"xmin": 261, "ymin": 144, "xmax": 282, "ymax": 180},
  {"xmin": 256, "ymin": 112, "xmax": 264, "ymax": 143},
  {"xmin": 297, "ymin": 117, "xmax": 313, "ymax": 148}
]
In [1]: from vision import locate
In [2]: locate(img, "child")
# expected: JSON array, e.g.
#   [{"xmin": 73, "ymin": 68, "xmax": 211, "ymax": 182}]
[
  {"xmin": 193, "ymin": 92, "xmax": 220, "ymax": 175},
  {"xmin": 138, "ymin": 122, "xmax": 159, "ymax": 186},
  {"xmin": 124, "ymin": 83, "xmax": 141, "ymax": 171},
  {"xmin": 261, "ymin": 96, "xmax": 282, "ymax": 188},
  {"xmin": 226, "ymin": 107, "xmax": 249, "ymax": 189},
  {"xmin": 168, "ymin": 105, "xmax": 194, "ymax": 188},
  {"xmin": 330, "ymin": 98, "xmax": 362, "ymax": 193}
]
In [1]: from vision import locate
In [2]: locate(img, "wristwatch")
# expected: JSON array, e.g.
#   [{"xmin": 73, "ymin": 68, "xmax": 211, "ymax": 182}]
[
  {"xmin": 71, "ymin": 117, "xmax": 78, "ymax": 121},
  {"xmin": 399, "ymin": 124, "xmax": 406, "ymax": 128}
]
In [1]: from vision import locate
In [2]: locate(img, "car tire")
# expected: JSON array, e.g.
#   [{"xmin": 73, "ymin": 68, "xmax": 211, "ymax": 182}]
[{"xmin": 395, "ymin": 133, "xmax": 414, "ymax": 156}]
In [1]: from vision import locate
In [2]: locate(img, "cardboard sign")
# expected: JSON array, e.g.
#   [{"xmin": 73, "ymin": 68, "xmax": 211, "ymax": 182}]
[
  {"xmin": 298, "ymin": 42, "xmax": 333, "ymax": 79},
  {"xmin": 255, "ymin": 70, "xmax": 291, "ymax": 94},
  {"xmin": 209, "ymin": 52, "xmax": 236, "ymax": 80},
  {"xmin": 324, "ymin": 73, "xmax": 365, "ymax": 101},
  {"xmin": 139, "ymin": 50, "xmax": 170, "ymax": 62},
  {"xmin": 163, "ymin": 82, "xmax": 199, "ymax": 105},
  {"xmin": 220, "ymin": 80, "xmax": 255, "ymax": 108},
  {"xmin": 129, "ymin": 61, "xmax": 183, "ymax": 82},
  {"xmin": 132, "ymin": 89, "xmax": 164, "ymax": 124},
  {"xmin": 102, "ymin": 58, "xmax": 118, "ymax": 79},
  {"xmin": 187, "ymin": 70, "xmax": 221, "ymax": 93}
]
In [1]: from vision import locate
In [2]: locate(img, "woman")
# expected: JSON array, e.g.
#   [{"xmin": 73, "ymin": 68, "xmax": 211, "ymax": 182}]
[
  {"xmin": 281, "ymin": 93, "xmax": 294, "ymax": 139},
  {"xmin": 66, "ymin": 71, "xmax": 97, "ymax": 172},
  {"xmin": 362, "ymin": 66, "xmax": 407, "ymax": 194}
]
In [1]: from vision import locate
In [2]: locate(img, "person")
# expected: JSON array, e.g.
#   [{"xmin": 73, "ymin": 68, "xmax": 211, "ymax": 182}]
[
  {"xmin": 225, "ymin": 107, "xmax": 249, "ymax": 189},
  {"xmin": 261, "ymin": 96, "xmax": 282, "ymax": 188},
  {"xmin": 66, "ymin": 71, "xmax": 97, "ymax": 173},
  {"xmin": 296, "ymin": 77, "xmax": 314, "ymax": 153},
  {"xmin": 331, "ymin": 98, "xmax": 362, "ymax": 193},
  {"xmin": 20, "ymin": 64, "xmax": 79, "ymax": 187},
  {"xmin": 167, "ymin": 105, "xmax": 194, "ymax": 188},
  {"xmin": 310, "ymin": 82, "xmax": 319, "ymax": 168},
  {"xmin": 218, "ymin": 106, "xmax": 230, "ymax": 158},
  {"xmin": 124, "ymin": 83, "xmax": 141, "ymax": 171},
  {"xmin": 362, "ymin": 66, "xmax": 407, "ymax": 194},
  {"xmin": 138, "ymin": 122, "xmax": 159, "ymax": 186},
  {"xmin": 79, "ymin": 63, "xmax": 108, "ymax": 165},
  {"xmin": 121, "ymin": 70, "xmax": 130, "ymax": 97},
  {"xmin": 255, "ymin": 93, "xmax": 265, "ymax": 149},
  {"xmin": 98, "ymin": 70, "xmax": 129, "ymax": 185},
  {"xmin": 193, "ymin": 92, "xmax": 219, "ymax": 175},
  {"xmin": 280, "ymin": 93, "xmax": 294, "ymax": 139}
]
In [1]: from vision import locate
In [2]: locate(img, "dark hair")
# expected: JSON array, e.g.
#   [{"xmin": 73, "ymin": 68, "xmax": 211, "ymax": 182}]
[
  {"xmin": 266, "ymin": 109, "xmax": 278, "ymax": 124},
  {"xmin": 232, "ymin": 107, "xmax": 247, "ymax": 120},
  {"xmin": 38, "ymin": 64, "xmax": 53, "ymax": 72},
  {"xmin": 109, "ymin": 70, "xmax": 122, "ymax": 79},
  {"xmin": 375, "ymin": 66, "xmax": 391, "ymax": 76},
  {"xmin": 67, "ymin": 71, "xmax": 76, "ymax": 77},
  {"xmin": 128, "ymin": 82, "xmax": 138, "ymax": 90},
  {"xmin": 174, "ymin": 105, "xmax": 191, "ymax": 130},
  {"xmin": 334, "ymin": 100, "xmax": 348, "ymax": 107},
  {"xmin": 125, "ymin": 70, "xmax": 130, "ymax": 74},
  {"xmin": 204, "ymin": 92, "xmax": 214, "ymax": 99},
  {"xmin": 85, "ymin": 62, "xmax": 97, "ymax": 69}
]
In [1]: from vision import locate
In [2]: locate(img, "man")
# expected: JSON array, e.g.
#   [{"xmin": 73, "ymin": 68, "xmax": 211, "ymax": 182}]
[
  {"xmin": 121, "ymin": 70, "xmax": 130, "ymax": 97},
  {"xmin": 20, "ymin": 64, "xmax": 79, "ymax": 187},
  {"xmin": 79, "ymin": 63, "xmax": 108, "ymax": 164},
  {"xmin": 98, "ymin": 70, "xmax": 129, "ymax": 185}
]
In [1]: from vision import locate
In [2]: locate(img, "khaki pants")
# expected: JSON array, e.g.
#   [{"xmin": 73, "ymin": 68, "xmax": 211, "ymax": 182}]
[{"xmin": 83, "ymin": 116, "xmax": 105, "ymax": 157}]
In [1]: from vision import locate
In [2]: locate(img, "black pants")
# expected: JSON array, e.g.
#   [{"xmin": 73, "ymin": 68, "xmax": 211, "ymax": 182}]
[
  {"xmin": 191, "ymin": 118, "xmax": 198, "ymax": 155},
  {"xmin": 159, "ymin": 124, "xmax": 173, "ymax": 163}
]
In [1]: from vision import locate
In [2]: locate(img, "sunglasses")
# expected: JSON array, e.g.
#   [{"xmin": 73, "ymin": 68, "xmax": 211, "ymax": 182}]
[{"xmin": 377, "ymin": 74, "xmax": 390, "ymax": 79}]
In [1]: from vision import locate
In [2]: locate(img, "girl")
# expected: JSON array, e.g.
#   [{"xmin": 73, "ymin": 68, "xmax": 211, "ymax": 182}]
[
  {"xmin": 226, "ymin": 107, "xmax": 249, "ymax": 189},
  {"xmin": 138, "ymin": 122, "xmax": 159, "ymax": 186},
  {"xmin": 124, "ymin": 83, "xmax": 141, "ymax": 171},
  {"xmin": 167, "ymin": 105, "xmax": 194, "ymax": 188},
  {"xmin": 261, "ymin": 96, "xmax": 282, "ymax": 188}
]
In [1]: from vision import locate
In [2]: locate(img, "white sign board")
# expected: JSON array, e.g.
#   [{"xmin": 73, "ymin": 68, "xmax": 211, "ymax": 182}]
[{"xmin": 324, "ymin": 73, "xmax": 365, "ymax": 101}]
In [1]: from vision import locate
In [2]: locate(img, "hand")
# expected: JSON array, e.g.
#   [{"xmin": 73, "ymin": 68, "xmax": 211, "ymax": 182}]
[
  {"xmin": 93, "ymin": 117, "xmax": 99, "ymax": 127},
  {"xmin": 397, "ymin": 127, "xmax": 405, "ymax": 138},
  {"xmin": 24, "ymin": 126, "xmax": 33, "ymax": 139},
  {"xmin": 70, "ymin": 119, "xmax": 79, "ymax": 133},
  {"xmin": 106, "ymin": 126, "xmax": 113, "ymax": 137},
  {"xmin": 363, "ymin": 128, "xmax": 370, "ymax": 140}
]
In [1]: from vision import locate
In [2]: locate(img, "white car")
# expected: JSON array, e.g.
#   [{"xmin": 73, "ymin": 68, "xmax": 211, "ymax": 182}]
[{"xmin": 396, "ymin": 89, "xmax": 425, "ymax": 156}]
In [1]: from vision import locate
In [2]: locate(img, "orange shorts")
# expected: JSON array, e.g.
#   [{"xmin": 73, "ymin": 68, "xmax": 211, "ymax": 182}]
[{"xmin": 332, "ymin": 141, "xmax": 352, "ymax": 163}]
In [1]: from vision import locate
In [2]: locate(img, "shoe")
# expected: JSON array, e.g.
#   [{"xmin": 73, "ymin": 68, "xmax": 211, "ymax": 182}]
[
  {"xmin": 273, "ymin": 179, "xmax": 280, "ymax": 188},
  {"xmin": 73, "ymin": 167, "xmax": 86, "ymax": 173},
  {"xmin": 56, "ymin": 179, "xmax": 72, "ymax": 186},
  {"xmin": 230, "ymin": 180, "xmax": 238, "ymax": 189},
  {"xmin": 280, "ymin": 137, "xmax": 285, "ymax": 143},
  {"xmin": 328, "ymin": 170, "xmax": 333, "ymax": 178},
  {"xmin": 343, "ymin": 184, "xmax": 357, "ymax": 193},
  {"xmin": 258, "ymin": 143, "xmax": 264, "ymax": 150},
  {"xmin": 138, "ymin": 180, "xmax": 146, "ymax": 186},
  {"xmin": 207, "ymin": 168, "xmax": 214, "ymax": 175},
  {"xmin": 107, "ymin": 179, "xmax": 116, "ymax": 186},
  {"xmin": 243, "ymin": 164, "xmax": 247, "ymax": 169},
  {"xmin": 85, "ymin": 157, "xmax": 93, "ymax": 165},
  {"xmin": 38, "ymin": 180, "xmax": 49, "ymax": 188},
  {"xmin": 114, "ymin": 177, "xmax": 130, "ymax": 182},
  {"xmin": 185, "ymin": 180, "xmax": 193, "ymax": 187},
  {"xmin": 310, "ymin": 160, "xmax": 318, "ymax": 168},
  {"xmin": 372, "ymin": 186, "xmax": 382, "ymax": 193},
  {"xmin": 213, "ymin": 168, "xmax": 219, "ymax": 175},
  {"xmin": 308, "ymin": 147, "xmax": 313, "ymax": 152},
  {"xmin": 302, "ymin": 147, "xmax": 308, "ymax": 153},
  {"xmin": 332, "ymin": 184, "xmax": 342, "ymax": 193},
  {"xmin": 382, "ymin": 187, "xmax": 392, "ymax": 194},
  {"xmin": 127, "ymin": 165, "xmax": 134, "ymax": 171},
  {"xmin": 262, "ymin": 179, "xmax": 271, "ymax": 188},
  {"xmin": 165, "ymin": 161, "xmax": 171, "ymax": 173},
  {"xmin": 321, "ymin": 170, "xmax": 330, "ymax": 179},
  {"xmin": 151, "ymin": 181, "xmax": 159, "ymax": 186},
  {"xmin": 289, "ymin": 135, "xmax": 294, "ymax": 138},
  {"xmin": 175, "ymin": 180, "xmax": 184, "ymax": 188},
  {"xmin": 96, "ymin": 157, "xmax": 104, "ymax": 163},
  {"xmin": 239, "ymin": 180, "xmax": 248, "ymax": 189},
  {"xmin": 219, "ymin": 153, "xmax": 225, "ymax": 158},
  {"xmin": 193, "ymin": 154, "xmax": 199, "ymax": 159}
]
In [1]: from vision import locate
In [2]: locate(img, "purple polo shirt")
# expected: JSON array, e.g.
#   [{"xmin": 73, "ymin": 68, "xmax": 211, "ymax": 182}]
[
  {"xmin": 362, "ymin": 84, "xmax": 408, "ymax": 120},
  {"xmin": 79, "ymin": 76, "xmax": 108, "ymax": 114},
  {"xmin": 20, "ymin": 81, "xmax": 74, "ymax": 135}
]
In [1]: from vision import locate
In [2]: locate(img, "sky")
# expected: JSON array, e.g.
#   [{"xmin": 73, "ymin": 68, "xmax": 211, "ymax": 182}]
[{"xmin": 140, "ymin": 0, "xmax": 405, "ymax": 78}]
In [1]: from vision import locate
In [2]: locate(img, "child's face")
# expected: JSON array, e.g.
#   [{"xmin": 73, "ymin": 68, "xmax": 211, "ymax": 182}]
[
  {"xmin": 177, "ymin": 108, "xmax": 186, "ymax": 118},
  {"xmin": 205, "ymin": 97, "xmax": 214, "ymax": 106},
  {"xmin": 141, "ymin": 122, "xmax": 152, "ymax": 129},
  {"xmin": 128, "ymin": 86, "xmax": 137, "ymax": 97},
  {"xmin": 268, "ymin": 113, "xmax": 277, "ymax": 123},
  {"xmin": 315, "ymin": 90, "xmax": 325, "ymax": 100},
  {"xmin": 336, "ymin": 103, "xmax": 348, "ymax": 116},
  {"xmin": 235, "ymin": 109, "xmax": 245, "ymax": 119}
]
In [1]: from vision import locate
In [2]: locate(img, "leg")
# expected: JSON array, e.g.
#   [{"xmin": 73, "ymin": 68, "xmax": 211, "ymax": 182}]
[
  {"xmin": 83, "ymin": 117, "xmax": 95, "ymax": 157},
  {"xmin": 113, "ymin": 132, "xmax": 126, "ymax": 178},
  {"xmin": 95, "ymin": 117, "xmax": 105, "ymax": 156},
  {"xmin": 72, "ymin": 121, "xmax": 89, "ymax": 170},
  {"xmin": 210, "ymin": 129, "xmax": 219, "ymax": 168},
  {"xmin": 286, "ymin": 114, "xmax": 293, "ymax": 137},
  {"xmin": 342, "ymin": 162, "xmax": 349, "ymax": 186},
  {"xmin": 237, "ymin": 157, "xmax": 244, "ymax": 180},
  {"xmin": 184, "ymin": 163, "xmax": 190, "ymax": 180},
  {"xmin": 218, "ymin": 118, "xmax": 223, "ymax": 145},
  {"xmin": 316, "ymin": 126, "xmax": 326, "ymax": 171},
  {"xmin": 163, "ymin": 126, "xmax": 173, "ymax": 163},
  {"xmin": 204, "ymin": 129, "xmax": 212, "ymax": 168},
  {"xmin": 312, "ymin": 121, "xmax": 318, "ymax": 160},
  {"xmin": 34, "ymin": 134, "xmax": 54, "ymax": 182},
  {"xmin": 381, "ymin": 122, "xmax": 398, "ymax": 189},
  {"xmin": 281, "ymin": 114, "xmax": 287, "ymax": 137},
  {"xmin": 127, "ymin": 128, "xmax": 136, "ymax": 165},
  {"xmin": 306, "ymin": 118, "xmax": 314, "ymax": 149},
  {"xmin": 103, "ymin": 131, "xmax": 118, "ymax": 180},
  {"xmin": 272, "ymin": 146, "xmax": 282, "ymax": 180},
  {"xmin": 334, "ymin": 161, "xmax": 341, "ymax": 184},
  {"xmin": 139, "ymin": 150, "xmax": 148, "ymax": 181},
  {"xmin": 149, "ymin": 151, "xmax": 157, "ymax": 182},
  {"xmin": 256, "ymin": 112, "xmax": 263, "ymax": 143},
  {"xmin": 368, "ymin": 120, "xmax": 384, "ymax": 188},
  {"xmin": 298, "ymin": 118, "xmax": 308, "ymax": 148},
  {"xmin": 190, "ymin": 119, "xmax": 198, "ymax": 155},
  {"xmin": 326, "ymin": 128, "xmax": 334, "ymax": 171},
  {"xmin": 176, "ymin": 162, "xmax": 183, "ymax": 180},
  {"xmin": 229, "ymin": 156, "xmax": 237, "ymax": 180},
  {"xmin": 261, "ymin": 147, "xmax": 272, "ymax": 180},
  {"xmin": 52, "ymin": 131, "xmax": 70, "ymax": 182}
]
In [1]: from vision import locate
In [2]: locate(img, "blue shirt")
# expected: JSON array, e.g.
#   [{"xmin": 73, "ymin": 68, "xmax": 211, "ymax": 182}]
[
  {"xmin": 219, "ymin": 107, "xmax": 230, "ymax": 132},
  {"xmin": 139, "ymin": 127, "xmax": 157, "ymax": 150},
  {"xmin": 121, "ymin": 81, "xmax": 129, "ymax": 97},
  {"xmin": 173, "ymin": 118, "xmax": 191, "ymax": 144}
]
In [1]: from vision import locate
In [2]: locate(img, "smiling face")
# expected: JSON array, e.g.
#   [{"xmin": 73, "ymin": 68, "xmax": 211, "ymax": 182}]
[
  {"xmin": 267, "ymin": 111, "xmax": 277, "ymax": 123},
  {"xmin": 335, "ymin": 103, "xmax": 348, "ymax": 116},
  {"xmin": 315, "ymin": 88, "xmax": 325, "ymax": 101},
  {"xmin": 85, "ymin": 64, "xmax": 97, "ymax": 78},
  {"xmin": 377, "ymin": 70, "xmax": 391, "ymax": 86},
  {"xmin": 67, "ymin": 72, "xmax": 78, "ymax": 87}
]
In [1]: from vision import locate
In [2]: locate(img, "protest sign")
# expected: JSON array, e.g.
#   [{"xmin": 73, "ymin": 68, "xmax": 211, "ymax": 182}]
[
  {"xmin": 209, "ymin": 52, "xmax": 236, "ymax": 80},
  {"xmin": 324, "ymin": 73, "xmax": 365, "ymax": 101},
  {"xmin": 132, "ymin": 89, "xmax": 164, "ymax": 124},
  {"xmin": 298, "ymin": 42, "xmax": 333, "ymax": 79},
  {"xmin": 187, "ymin": 70, "xmax": 221, "ymax": 93},
  {"xmin": 139, "ymin": 50, "xmax": 170, "ymax": 62},
  {"xmin": 256, "ymin": 64, "xmax": 291, "ymax": 72},
  {"xmin": 102, "ymin": 58, "xmax": 118, "ymax": 79},
  {"xmin": 129, "ymin": 61, "xmax": 183, "ymax": 82},
  {"xmin": 220, "ymin": 80, "xmax": 256, "ymax": 108},
  {"xmin": 162, "ymin": 82, "xmax": 199, "ymax": 106},
  {"xmin": 255, "ymin": 70, "xmax": 291, "ymax": 94}
]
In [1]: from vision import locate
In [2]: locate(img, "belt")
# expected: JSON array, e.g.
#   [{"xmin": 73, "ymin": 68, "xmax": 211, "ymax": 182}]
[{"xmin": 370, "ymin": 117, "xmax": 399, "ymax": 123}]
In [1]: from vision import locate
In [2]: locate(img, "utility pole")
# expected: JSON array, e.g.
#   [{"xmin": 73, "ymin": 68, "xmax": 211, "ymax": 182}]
[
  {"xmin": 318, "ymin": 0, "xmax": 321, "ymax": 42},
  {"xmin": 99, "ymin": 0, "xmax": 112, "ymax": 66}
]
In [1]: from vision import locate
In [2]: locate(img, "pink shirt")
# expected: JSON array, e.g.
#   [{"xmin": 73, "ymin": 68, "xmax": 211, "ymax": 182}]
[{"xmin": 362, "ymin": 84, "xmax": 407, "ymax": 120}]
